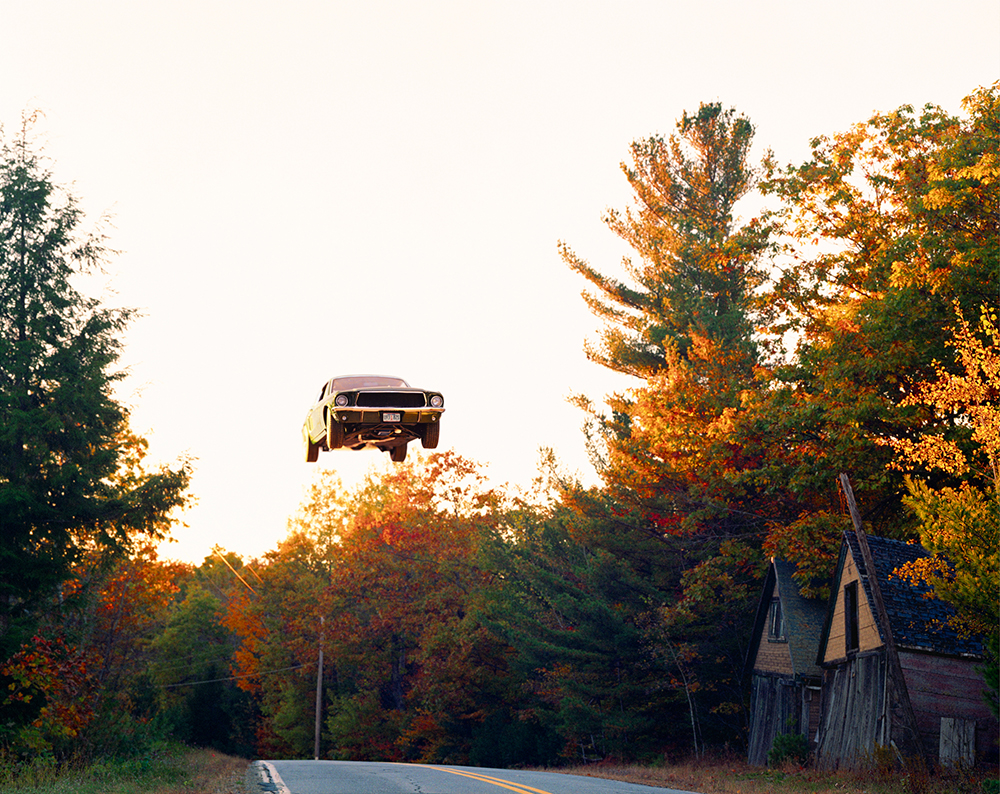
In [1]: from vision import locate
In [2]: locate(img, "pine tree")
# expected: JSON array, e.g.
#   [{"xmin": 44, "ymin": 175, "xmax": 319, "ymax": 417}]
[
  {"xmin": 0, "ymin": 118, "xmax": 189, "ymax": 658},
  {"xmin": 561, "ymin": 102, "xmax": 767, "ymax": 380},
  {"xmin": 557, "ymin": 105, "xmax": 774, "ymax": 752}
]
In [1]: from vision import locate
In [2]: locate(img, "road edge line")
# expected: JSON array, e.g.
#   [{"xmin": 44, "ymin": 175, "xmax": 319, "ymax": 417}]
[{"xmin": 245, "ymin": 760, "xmax": 292, "ymax": 794}]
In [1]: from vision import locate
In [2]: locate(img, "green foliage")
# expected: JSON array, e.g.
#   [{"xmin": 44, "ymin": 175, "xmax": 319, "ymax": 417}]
[
  {"xmin": 0, "ymin": 116, "xmax": 218, "ymax": 761},
  {"xmin": 767, "ymin": 731, "xmax": 808, "ymax": 767},
  {"xmin": 900, "ymin": 478, "xmax": 1000, "ymax": 637},
  {"xmin": 561, "ymin": 101, "xmax": 767, "ymax": 378},
  {"xmin": 481, "ymin": 505, "xmax": 669, "ymax": 761},
  {"xmin": 148, "ymin": 587, "xmax": 251, "ymax": 753},
  {"xmin": 0, "ymin": 119, "xmax": 190, "ymax": 666},
  {"xmin": 0, "ymin": 742, "xmax": 242, "ymax": 794}
]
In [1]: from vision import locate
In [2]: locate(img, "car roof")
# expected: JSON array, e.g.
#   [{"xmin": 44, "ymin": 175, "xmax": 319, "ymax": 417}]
[{"xmin": 330, "ymin": 374, "xmax": 410, "ymax": 387}]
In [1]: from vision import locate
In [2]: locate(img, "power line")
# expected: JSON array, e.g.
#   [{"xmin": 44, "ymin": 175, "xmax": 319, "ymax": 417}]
[
  {"xmin": 149, "ymin": 655, "xmax": 237, "ymax": 674},
  {"xmin": 157, "ymin": 663, "xmax": 310, "ymax": 689},
  {"xmin": 213, "ymin": 546, "xmax": 258, "ymax": 594}
]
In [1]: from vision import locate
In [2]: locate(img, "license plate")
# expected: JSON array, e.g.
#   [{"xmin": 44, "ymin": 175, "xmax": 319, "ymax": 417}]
[{"xmin": 383, "ymin": 412, "xmax": 401, "ymax": 423}]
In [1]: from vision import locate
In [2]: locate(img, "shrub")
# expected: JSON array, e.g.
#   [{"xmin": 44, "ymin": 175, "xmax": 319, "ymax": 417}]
[{"xmin": 767, "ymin": 731, "xmax": 808, "ymax": 767}]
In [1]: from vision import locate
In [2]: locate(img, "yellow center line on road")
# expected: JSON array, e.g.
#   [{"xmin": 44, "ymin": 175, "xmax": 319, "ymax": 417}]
[{"xmin": 423, "ymin": 765, "xmax": 556, "ymax": 794}]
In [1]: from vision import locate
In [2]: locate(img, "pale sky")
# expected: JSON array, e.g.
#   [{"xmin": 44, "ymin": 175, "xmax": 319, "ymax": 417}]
[{"xmin": 2, "ymin": 1, "xmax": 997, "ymax": 564}]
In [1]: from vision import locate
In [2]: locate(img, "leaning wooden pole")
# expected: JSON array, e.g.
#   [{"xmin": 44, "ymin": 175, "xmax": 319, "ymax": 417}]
[{"xmin": 839, "ymin": 474, "xmax": 925, "ymax": 768}]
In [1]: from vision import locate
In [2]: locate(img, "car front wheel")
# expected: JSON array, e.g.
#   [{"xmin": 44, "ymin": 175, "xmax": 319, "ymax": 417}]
[
  {"xmin": 390, "ymin": 444, "xmax": 407, "ymax": 462},
  {"xmin": 421, "ymin": 422, "xmax": 440, "ymax": 449},
  {"xmin": 305, "ymin": 437, "xmax": 319, "ymax": 462},
  {"xmin": 327, "ymin": 418, "xmax": 344, "ymax": 450}
]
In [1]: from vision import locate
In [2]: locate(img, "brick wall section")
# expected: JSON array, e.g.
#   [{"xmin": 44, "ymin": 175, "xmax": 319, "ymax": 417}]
[{"xmin": 753, "ymin": 579, "xmax": 794, "ymax": 675}]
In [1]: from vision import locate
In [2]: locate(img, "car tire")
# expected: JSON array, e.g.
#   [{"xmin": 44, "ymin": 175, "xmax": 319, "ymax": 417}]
[
  {"xmin": 327, "ymin": 418, "xmax": 344, "ymax": 450},
  {"xmin": 305, "ymin": 437, "xmax": 319, "ymax": 463},
  {"xmin": 390, "ymin": 444, "xmax": 407, "ymax": 462},
  {"xmin": 421, "ymin": 422, "xmax": 440, "ymax": 449}
]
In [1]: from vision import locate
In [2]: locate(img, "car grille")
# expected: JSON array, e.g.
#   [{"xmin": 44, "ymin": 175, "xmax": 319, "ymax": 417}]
[{"xmin": 356, "ymin": 392, "xmax": 426, "ymax": 408}]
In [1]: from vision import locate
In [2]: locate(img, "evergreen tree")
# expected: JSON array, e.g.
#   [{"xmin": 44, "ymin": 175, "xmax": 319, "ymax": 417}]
[
  {"xmin": 0, "ymin": 119, "xmax": 190, "ymax": 659},
  {"xmin": 560, "ymin": 101, "xmax": 771, "ymax": 536},
  {"xmin": 560, "ymin": 101, "xmax": 768, "ymax": 379},
  {"xmin": 481, "ymin": 503, "xmax": 671, "ymax": 761},
  {"xmin": 559, "ymin": 104, "xmax": 773, "ymax": 755}
]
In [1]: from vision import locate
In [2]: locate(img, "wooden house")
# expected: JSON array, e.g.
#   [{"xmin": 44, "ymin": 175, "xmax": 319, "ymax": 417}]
[
  {"xmin": 813, "ymin": 532, "xmax": 997, "ymax": 770},
  {"xmin": 744, "ymin": 558, "xmax": 829, "ymax": 765}
]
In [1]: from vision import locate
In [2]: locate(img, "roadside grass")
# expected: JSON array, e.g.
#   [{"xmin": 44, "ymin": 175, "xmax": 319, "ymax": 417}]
[
  {"xmin": 0, "ymin": 743, "xmax": 249, "ymax": 794},
  {"xmin": 549, "ymin": 757, "xmax": 999, "ymax": 794}
]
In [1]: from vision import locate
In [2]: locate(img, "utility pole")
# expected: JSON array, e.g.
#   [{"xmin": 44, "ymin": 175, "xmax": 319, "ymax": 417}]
[{"xmin": 314, "ymin": 615, "xmax": 324, "ymax": 760}]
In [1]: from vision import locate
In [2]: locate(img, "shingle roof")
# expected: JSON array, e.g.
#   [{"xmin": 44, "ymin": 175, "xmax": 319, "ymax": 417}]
[
  {"xmin": 743, "ymin": 559, "xmax": 828, "ymax": 681},
  {"xmin": 845, "ymin": 533, "xmax": 983, "ymax": 657},
  {"xmin": 773, "ymin": 559, "xmax": 828, "ymax": 679}
]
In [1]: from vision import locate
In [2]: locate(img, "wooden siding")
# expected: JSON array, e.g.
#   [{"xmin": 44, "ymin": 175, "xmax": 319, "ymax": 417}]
[
  {"xmin": 815, "ymin": 651, "xmax": 887, "ymax": 769},
  {"xmin": 748, "ymin": 674, "xmax": 807, "ymax": 766},
  {"xmin": 899, "ymin": 650, "xmax": 999, "ymax": 766},
  {"xmin": 823, "ymin": 547, "xmax": 881, "ymax": 664},
  {"xmin": 807, "ymin": 685, "xmax": 822, "ymax": 745}
]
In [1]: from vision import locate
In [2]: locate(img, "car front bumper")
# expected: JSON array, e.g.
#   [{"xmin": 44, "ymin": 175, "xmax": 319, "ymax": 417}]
[{"xmin": 331, "ymin": 408, "xmax": 444, "ymax": 425}]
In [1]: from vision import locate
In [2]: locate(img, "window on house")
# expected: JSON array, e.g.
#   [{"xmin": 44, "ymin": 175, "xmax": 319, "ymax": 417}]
[
  {"xmin": 768, "ymin": 596, "xmax": 785, "ymax": 641},
  {"xmin": 844, "ymin": 581, "xmax": 859, "ymax": 653}
]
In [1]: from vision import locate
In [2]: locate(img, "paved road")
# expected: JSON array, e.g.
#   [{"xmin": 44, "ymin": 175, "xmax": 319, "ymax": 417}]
[{"xmin": 248, "ymin": 759, "xmax": 701, "ymax": 794}]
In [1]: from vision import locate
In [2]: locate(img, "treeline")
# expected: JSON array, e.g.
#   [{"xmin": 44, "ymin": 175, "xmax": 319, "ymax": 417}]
[{"xmin": 0, "ymin": 84, "xmax": 996, "ymax": 765}]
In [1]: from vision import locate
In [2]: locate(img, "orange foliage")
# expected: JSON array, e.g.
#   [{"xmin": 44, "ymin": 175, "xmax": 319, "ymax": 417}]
[
  {"xmin": 0, "ymin": 544, "xmax": 190, "ymax": 755},
  {"xmin": 0, "ymin": 635, "xmax": 100, "ymax": 752}
]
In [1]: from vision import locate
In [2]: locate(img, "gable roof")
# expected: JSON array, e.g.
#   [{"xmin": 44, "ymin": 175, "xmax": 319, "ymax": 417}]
[
  {"xmin": 819, "ymin": 533, "xmax": 983, "ymax": 661},
  {"xmin": 744, "ymin": 558, "xmax": 828, "ymax": 681}
]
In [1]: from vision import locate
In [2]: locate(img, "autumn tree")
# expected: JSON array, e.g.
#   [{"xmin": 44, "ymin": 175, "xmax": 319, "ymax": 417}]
[
  {"xmin": 886, "ymin": 303, "xmax": 999, "ymax": 713},
  {"xmin": 745, "ymin": 82, "xmax": 999, "ymax": 587},
  {"xmin": 0, "ymin": 543, "xmax": 190, "ymax": 757},
  {"xmin": 226, "ymin": 453, "xmax": 518, "ymax": 763},
  {"xmin": 0, "ymin": 119, "xmax": 190, "ymax": 664},
  {"xmin": 316, "ymin": 453, "xmax": 509, "ymax": 763},
  {"xmin": 558, "ymin": 103, "xmax": 777, "ymax": 758},
  {"xmin": 222, "ymin": 531, "xmax": 327, "ymax": 758}
]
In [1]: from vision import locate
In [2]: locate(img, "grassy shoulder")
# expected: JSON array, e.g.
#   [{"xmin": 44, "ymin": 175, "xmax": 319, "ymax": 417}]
[
  {"xmin": 548, "ymin": 757, "xmax": 999, "ymax": 794},
  {"xmin": 0, "ymin": 743, "xmax": 249, "ymax": 794}
]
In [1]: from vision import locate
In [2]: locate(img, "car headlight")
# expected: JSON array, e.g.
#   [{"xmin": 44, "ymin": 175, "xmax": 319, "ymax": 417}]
[
  {"xmin": 429, "ymin": 395, "xmax": 443, "ymax": 408},
  {"xmin": 335, "ymin": 394, "xmax": 349, "ymax": 407}
]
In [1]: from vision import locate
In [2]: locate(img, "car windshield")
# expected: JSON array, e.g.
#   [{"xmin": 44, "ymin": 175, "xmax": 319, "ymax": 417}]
[{"xmin": 332, "ymin": 375, "xmax": 408, "ymax": 390}]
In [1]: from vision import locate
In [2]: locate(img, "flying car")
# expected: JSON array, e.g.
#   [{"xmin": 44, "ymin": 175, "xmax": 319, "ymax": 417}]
[{"xmin": 302, "ymin": 374, "xmax": 444, "ymax": 463}]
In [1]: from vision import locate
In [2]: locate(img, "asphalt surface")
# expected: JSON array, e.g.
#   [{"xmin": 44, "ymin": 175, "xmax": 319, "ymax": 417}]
[{"xmin": 245, "ymin": 759, "xmax": 701, "ymax": 794}]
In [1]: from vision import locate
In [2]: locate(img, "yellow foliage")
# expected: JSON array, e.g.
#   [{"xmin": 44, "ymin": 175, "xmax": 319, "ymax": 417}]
[
  {"xmin": 890, "ymin": 302, "xmax": 1000, "ymax": 489},
  {"xmin": 888, "ymin": 302, "xmax": 1000, "ymax": 639}
]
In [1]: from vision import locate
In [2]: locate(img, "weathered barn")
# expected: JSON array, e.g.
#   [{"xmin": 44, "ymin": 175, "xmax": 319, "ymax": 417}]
[
  {"xmin": 813, "ymin": 532, "xmax": 997, "ymax": 770},
  {"xmin": 744, "ymin": 559, "xmax": 828, "ymax": 765}
]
